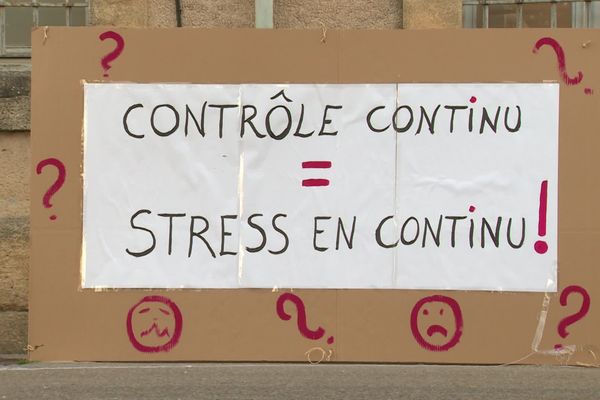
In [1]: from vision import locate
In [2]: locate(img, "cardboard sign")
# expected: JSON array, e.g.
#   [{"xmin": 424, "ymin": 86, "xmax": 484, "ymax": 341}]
[
  {"xmin": 83, "ymin": 83, "xmax": 558, "ymax": 291},
  {"xmin": 31, "ymin": 28, "xmax": 599, "ymax": 364}
]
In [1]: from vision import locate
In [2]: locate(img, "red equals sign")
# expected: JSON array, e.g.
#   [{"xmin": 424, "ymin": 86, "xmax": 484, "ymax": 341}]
[{"xmin": 302, "ymin": 161, "xmax": 332, "ymax": 187}]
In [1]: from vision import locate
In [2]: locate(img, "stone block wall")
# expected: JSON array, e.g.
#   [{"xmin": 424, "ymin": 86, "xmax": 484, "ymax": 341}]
[{"xmin": 0, "ymin": 63, "xmax": 30, "ymax": 354}]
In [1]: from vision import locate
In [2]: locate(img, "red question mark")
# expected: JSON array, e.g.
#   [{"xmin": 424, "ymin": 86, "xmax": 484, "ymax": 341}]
[
  {"xmin": 99, "ymin": 31, "xmax": 125, "ymax": 78},
  {"xmin": 532, "ymin": 37, "xmax": 592, "ymax": 94},
  {"xmin": 554, "ymin": 285, "xmax": 591, "ymax": 350},
  {"xmin": 276, "ymin": 293, "xmax": 334, "ymax": 344},
  {"xmin": 36, "ymin": 158, "xmax": 66, "ymax": 221}
]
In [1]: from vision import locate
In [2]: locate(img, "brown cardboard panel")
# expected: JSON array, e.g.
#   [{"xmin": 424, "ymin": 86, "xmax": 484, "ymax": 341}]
[
  {"xmin": 338, "ymin": 291, "xmax": 544, "ymax": 364},
  {"xmin": 30, "ymin": 27, "xmax": 600, "ymax": 363}
]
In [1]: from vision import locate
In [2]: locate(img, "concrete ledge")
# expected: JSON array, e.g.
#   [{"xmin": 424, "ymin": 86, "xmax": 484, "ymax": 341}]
[
  {"xmin": 0, "ymin": 65, "xmax": 31, "ymax": 132},
  {"xmin": 0, "ymin": 311, "xmax": 27, "ymax": 355},
  {"xmin": 0, "ymin": 65, "xmax": 30, "ymax": 98},
  {"xmin": 0, "ymin": 97, "xmax": 30, "ymax": 131}
]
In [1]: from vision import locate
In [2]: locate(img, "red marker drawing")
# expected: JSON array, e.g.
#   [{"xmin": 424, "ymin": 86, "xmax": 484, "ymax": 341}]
[
  {"xmin": 36, "ymin": 157, "xmax": 66, "ymax": 221},
  {"xmin": 533, "ymin": 37, "xmax": 592, "ymax": 94},
  {"xmin": 554, "ymin": 285, "xmax": 591, "ymax": 350},
  {"xmin": 99, "ymin": 31, "xmax": 125, "ymax": 78},
  {"xmin": 410, "ymin": 295, "xmax": 463, "ymax": 352},
  {"xmin": 126, "ymin": 295, "xmax": 183, "ymax": 353},
  {"xmin": 276, "ymin": 292, "xmax": 334, "ymax": 344},
  {"xmin": 302, "ymin": 160, "xmax": 331, "ymax": 187},
  {"xmin": 534, "ymin": 180, "xmax": 548, "ymax": 255}
]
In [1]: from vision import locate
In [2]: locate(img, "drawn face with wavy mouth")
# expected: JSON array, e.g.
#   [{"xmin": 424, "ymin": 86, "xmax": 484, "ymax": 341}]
[
  {"xmin": 410, "ymin": 295, "xmax": 463, "ymax": 352},
  {"xmin": 126, "ymin": 296, "xmax": 183, "ymax": 353}
]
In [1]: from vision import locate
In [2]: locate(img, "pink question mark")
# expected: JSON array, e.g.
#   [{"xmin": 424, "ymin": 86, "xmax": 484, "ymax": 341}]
[
  {"xmin": 99, "ymin": 31, "xmax": 125, "ymax": 78},
  {"xmin": 532, "ymin": 37, "xmax": 593, "ymax": 95},
  {"xmin": 36, "ymin": 158, "xmax": 66, "ymax": 221},
  {"xmin": 276, "ymin": 293, "xmax": 334, "ymax": 344},
  {"xmin": 554, "ymin": 285, "xmax": 591, "ymax": 350}
]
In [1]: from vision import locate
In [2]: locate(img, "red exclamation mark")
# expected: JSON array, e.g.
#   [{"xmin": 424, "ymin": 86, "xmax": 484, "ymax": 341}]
[{"xmin": 534, "ymin": 180, "xmax": 549, "ymax": 254}]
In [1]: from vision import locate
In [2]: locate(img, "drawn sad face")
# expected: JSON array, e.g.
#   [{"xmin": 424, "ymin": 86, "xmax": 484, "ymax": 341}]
[
  {"xmin": 410, "ymin": 295, "xmax": 463, "ymax": 352},
  {"xmin": 126, "ymin": 296, "xmax": 183, "ymax": 353}
]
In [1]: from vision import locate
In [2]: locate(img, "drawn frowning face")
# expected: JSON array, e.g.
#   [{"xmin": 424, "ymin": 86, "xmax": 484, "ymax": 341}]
[
  {"xmin": 126, "ymin": 295, "xmax": 183, "ymax": 353},
  {"xmin": 410, "ymin": 295, "xmax": 463, "ymax": 352}
]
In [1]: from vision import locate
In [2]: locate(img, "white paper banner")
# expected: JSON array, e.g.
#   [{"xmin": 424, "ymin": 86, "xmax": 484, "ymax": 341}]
[{"xmin": 83, "ymin": 83, "xmax": 558, "ymax": 291}]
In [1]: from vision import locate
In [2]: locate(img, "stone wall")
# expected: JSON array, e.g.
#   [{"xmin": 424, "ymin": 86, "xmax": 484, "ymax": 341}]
[
  {"xmin": 0, "ymin": 63, "xmax": 30, "ymax": 354},
  {"xmin": 0, "ymin": 0, "xmax": 461, "ymax": 354}
]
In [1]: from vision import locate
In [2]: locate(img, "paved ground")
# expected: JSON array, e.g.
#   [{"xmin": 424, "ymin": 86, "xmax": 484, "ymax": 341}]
[{"xmin": 0, "ymin": 361, "xmax": 599, "ymax": 399}]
